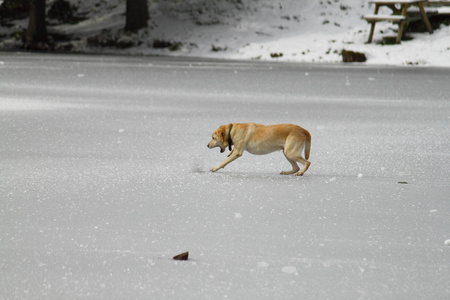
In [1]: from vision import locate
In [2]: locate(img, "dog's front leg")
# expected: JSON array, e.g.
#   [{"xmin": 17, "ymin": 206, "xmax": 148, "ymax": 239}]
[{"xmin": 210, "ymin": 151, "xmax": 242, "ymax": 172}]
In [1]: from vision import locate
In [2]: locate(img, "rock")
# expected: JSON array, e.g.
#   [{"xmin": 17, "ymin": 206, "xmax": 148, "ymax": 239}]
[
  {"xmin": 270, "ymin": 52, "xmax": 284, "ymax": 58},
  {"xmin": 341, "ymin": 49, "xmax": 367, "ymax": 63},
  {"xmin": 173, "ymin": 252, "xmax": 189, "ymax": 261}
]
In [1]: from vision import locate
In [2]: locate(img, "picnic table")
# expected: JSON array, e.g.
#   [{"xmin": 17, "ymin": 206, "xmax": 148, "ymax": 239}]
[{"xmin": 363, "ymin": 0, "xmax": 433, "ymax": 43}]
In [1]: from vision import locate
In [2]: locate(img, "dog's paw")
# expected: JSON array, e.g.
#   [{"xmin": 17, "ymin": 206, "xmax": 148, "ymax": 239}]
[
  {"xmin": 210, "ymin": 166, "xmax": 220, "ymax": 172},
  {"xmin": 280, "ymin": 170, "xmax": 297, "ymax": 175}
]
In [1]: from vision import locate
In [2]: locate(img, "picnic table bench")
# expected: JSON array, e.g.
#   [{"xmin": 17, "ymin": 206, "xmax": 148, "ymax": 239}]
[{"xmin": 363, "ymin": 0, "xmax": 433, "ymax": 43}]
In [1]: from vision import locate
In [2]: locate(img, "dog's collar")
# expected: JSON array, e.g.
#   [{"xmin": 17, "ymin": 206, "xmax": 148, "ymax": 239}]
[{"xmin": 227, "ymin": 123, "xmax": 233, "ymax": 151}]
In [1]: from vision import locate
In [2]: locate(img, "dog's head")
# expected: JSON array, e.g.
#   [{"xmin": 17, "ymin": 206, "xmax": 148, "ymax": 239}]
[{"xmin": 207, "ymin": 124, "xmax": 230, "ymax": 153}]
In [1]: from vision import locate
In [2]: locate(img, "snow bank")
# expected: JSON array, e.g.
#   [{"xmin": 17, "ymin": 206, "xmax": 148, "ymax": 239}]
[
  {"xmin": 145, "ymin": 0, "xmax": 450, "ymax": 66},
  {"xmin": 1, "ymin": 0, "xmax": 450, "ymax": 66}
]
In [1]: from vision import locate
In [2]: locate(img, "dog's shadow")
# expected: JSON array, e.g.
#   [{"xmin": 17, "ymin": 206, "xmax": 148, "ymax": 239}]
[{"xmin": 192, "ymin": 168, "xmax": 309, "ymax": 182}]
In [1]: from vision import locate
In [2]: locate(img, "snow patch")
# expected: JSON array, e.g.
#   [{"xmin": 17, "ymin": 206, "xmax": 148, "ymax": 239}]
[
  {"xmin": 282, "ymin": 266, "xmax": 298, "ymax": 275},
  {"xmin": 0, "ymin": 98, "xmax": 80, "ymax": 111}
]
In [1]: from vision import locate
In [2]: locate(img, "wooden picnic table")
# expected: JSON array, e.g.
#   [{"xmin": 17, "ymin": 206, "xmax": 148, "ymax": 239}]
[{"xmin": 363, "ymin": 0, "xmax": 433, "ymax": 43}]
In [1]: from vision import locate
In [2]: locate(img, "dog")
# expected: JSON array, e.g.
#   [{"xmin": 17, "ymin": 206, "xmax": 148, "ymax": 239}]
[{"xmin": 207, "ymin": 123, "xmax": 311, "ymax": 176}]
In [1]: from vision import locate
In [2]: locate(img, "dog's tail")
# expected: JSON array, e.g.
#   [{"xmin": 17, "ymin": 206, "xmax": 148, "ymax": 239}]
[{"xmin": 304, "ymin": 136, "xmax": 311, "ymax": 160}]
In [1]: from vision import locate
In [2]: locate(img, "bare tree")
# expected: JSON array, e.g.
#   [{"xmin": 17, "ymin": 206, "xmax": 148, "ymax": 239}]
[
  {"xmin": 25, "ymin": 0, "xmax": 47, "ymax": 49},
  {"xmin": 124, "ymin": 0, "xmax": 149, "ymax": 32}
]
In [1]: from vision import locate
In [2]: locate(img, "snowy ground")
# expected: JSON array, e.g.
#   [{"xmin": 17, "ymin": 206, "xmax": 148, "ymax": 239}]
[
  {"xmin": 1, "ymin": 0, "xmax": 450, "ymax": 66},
  {"xmin": 1, "ymin": 53, "xmax": 449, "ymax": 299},
  {"xmin": 142, "ymin": 0, "xmax": 450, "ymax": 66}
]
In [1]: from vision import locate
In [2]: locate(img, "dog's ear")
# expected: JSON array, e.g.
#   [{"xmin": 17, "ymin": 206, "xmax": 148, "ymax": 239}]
[{"xmin": 218, "ymin": 126, "xmax": 226, "ymax": 142}]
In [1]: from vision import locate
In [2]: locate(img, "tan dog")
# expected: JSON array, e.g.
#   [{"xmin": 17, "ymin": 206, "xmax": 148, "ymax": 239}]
[{"xmin": 207, "ymin": 123, "xmax": 311, "ymax": 176}]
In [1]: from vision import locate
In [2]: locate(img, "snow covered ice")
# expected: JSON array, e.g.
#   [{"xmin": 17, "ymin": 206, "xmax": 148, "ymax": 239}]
[{"xmin": 1, "ymin": 53, "xmax": 450, "ymax": 299}]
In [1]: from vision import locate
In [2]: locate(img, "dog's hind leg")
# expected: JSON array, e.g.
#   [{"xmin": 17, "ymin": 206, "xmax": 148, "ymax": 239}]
[
  {"xmin": 283, "ymin": 140, "xmax": 311, "ymax": 176},
  {"xmin": 292, "ymin": 155, "xmax": 311, "ymax": 176},
  {"xmin": 281, "ymin": 152, "xmax": 300, "ymax": 175}
]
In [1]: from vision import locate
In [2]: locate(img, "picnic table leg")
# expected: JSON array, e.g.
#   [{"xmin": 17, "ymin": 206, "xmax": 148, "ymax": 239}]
[
  {"xmin": 368, "ymin": 22, "xmax": 376, "ymax": 43},
  {"xmin": 418, "ymin": 3, "xmax": 433, "ymax": 34},
  {"xmin": 396, "ymin": 4, "xmax": 409, "ymax": 43},
  {"xmin": 368, "ymin": 4, "xmax": 380, "ymax": 43}
]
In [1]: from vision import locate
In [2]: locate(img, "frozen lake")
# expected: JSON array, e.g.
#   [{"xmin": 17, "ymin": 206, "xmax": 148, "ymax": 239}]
[{"xmin": 1, "ymin": 53, "xmax": 449, "ymax": 299}]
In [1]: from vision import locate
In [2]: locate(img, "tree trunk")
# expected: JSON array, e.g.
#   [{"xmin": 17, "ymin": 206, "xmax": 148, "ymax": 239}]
[
  {"xmin": 26, "ymin": 0, "xmax": 47, "ymax": 50},
  {"xmin": 124, "ymin": 0, "xmax": 149, "ymax": 32}
]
